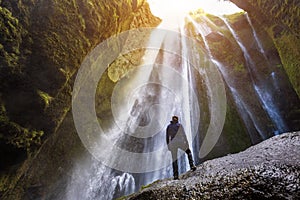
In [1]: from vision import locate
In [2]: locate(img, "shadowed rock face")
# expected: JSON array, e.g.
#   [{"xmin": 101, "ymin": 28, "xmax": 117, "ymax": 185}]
[
  {"xmin": 126, "ymin": 132, "xmax": 300, "ymax": 200},
  {"xmin": 0, "ymin": 0, "xmax": 160, "ymax": 169}
]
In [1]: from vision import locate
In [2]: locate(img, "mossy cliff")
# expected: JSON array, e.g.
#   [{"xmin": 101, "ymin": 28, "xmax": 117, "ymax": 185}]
[
  {"xmin": 230, "ymin": 0, "xmax": 300, "ymax": 98},
  {"xmin": 0, "ymin": 0, "xmax": 160, "ymax": 198}
]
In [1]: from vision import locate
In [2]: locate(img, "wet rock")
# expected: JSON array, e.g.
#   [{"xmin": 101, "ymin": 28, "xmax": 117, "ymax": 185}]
[
  {"xmin": 206, "ymin": 31, "xmax": 223, "ymax": 42},
  {"xmin": 126, "ymin": 132, "xmax": 300, "ymax": 200}
]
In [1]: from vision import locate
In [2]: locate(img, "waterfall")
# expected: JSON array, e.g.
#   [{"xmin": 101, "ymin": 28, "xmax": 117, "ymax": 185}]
[
  {"xmin": 221, "ymin": 16, "xmax": 288, "ymax": 134},
  {"xmin": 64, "ymin": 157, "xmax": 135, "ymax": 200},
  {"xmin": 139, "ymin": 18, "xmax": 203, "ymax": 186},
  {"xmin": 245, "ymin": 13, "xmax": 300, "ymax": 132},
  {"xmin": 188, "ymin": 15, "xmax": 269, "ymax": 142},
  {"xmin": 182, "ymin": 16, "xmax": 227, "ymax": 160},
  {"xmin": 245, "ymin": 13, "xmax": 265, "ymax": 54},
  {"xmin": 68, "ymin": 15, "xmax": 208, "ymax": 198}
]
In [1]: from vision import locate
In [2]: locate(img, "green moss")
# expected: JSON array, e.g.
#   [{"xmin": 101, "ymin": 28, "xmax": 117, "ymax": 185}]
[
  {"xmin": 0, "ymin": 6, "xmax": 21, "ymax": 69},
  {"xmin": 116, "ymin": 195, "xmax": 131, "ymax": 200},
  {"xmin": 10, "ymin": 129, "xmax": 44, "ymax": 153},
  {"xmin": 222, "ymin": 95, "xmax": 252, "ymax": 153},
  {"xmin": 272, "ymin": 33, "xmax": 300, "ymax": 98},
  {"xmin": 0, "ymin": 170, "xmax": 20, "ymax": 198},
  {"xmin": 208, "ymin": 36, "xmax": 245, "ymax": 74},
  {"xmin": 205, "ymin": 13, "xmax": 225, "ymax": 27},
  {"xmin": 225, "ymin": 12, "xmax": 246, "ymax": 23},
  {"xmin": 233, "ymin": 63, "xmax": 245, "ymax": 73},
  {"xmin": 37, "ymin": 90, "xmax": 53, "ymax": 110},
  {"xmin": 140, "ymin": 183, "xmax": 151, "ymax": 190},
  {"xmin": 95, "ymin": 70, "xmax": 115, "ymax": 128},
  {"xmin": 0, "ymin": 101, "xmax": 44, "ymax": 156},
  {"xmin": 0, "ymin": 0, "xmax": 162, "ymax": 198}
]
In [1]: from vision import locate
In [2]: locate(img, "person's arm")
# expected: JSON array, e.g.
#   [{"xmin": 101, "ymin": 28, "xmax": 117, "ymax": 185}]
[
  {"xmin": 166, "ymin": 126, "xmax": 169, "ymax": 145},
  {"xmin": 166, "ymin": 126, "xmax": 171, "ymax": 151}
]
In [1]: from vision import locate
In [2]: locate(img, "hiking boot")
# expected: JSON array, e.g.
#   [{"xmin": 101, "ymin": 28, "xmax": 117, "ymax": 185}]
[
  {"xmin": 191, "ymin": 166, "xmax": 196, "ymax": 171},
  {"xmin": 174, "ymin": 175, "xmax": 179, "ymax": 180}
]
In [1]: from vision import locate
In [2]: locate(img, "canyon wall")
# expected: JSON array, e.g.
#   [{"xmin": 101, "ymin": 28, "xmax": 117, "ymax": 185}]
[{"xmin": 0, "ymin": 0, "xmax": 160, "ymax": 198}]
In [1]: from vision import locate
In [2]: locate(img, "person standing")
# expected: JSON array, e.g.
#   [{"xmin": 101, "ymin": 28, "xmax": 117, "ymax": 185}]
[{"xmin": 166, "ymin": 116, "xmax": 196, "ymax": 180}]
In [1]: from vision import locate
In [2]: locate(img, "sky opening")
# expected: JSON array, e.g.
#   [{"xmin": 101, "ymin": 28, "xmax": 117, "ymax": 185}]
[{"xmin": 148, "ymin": 0, "xmax": 243, "ymax": 18}]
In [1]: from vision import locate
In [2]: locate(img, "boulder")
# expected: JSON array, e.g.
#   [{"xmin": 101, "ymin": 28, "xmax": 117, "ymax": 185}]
[{"xmin": 127, "ymin": 132, "xmax": 300, "ymax": 199}]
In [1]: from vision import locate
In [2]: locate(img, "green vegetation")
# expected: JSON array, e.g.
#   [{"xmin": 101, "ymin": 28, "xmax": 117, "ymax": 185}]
[
  {"xmin": 225, "ymin": 11, "xmax": 246, "ymax": 22},
  {"xmin": 0, "ymin": 102, "xmax": 44, "ymax": 156},
  {"xmin": 37, "ymin": 90, "xmax": 53, "ymax": 110},
  {"xmin": 0, "ymin": 6, "xmax": 21, "ymax": 70},
  {"xmin": 140, "ymin": 180, "xmax": 157, "ymax": 190},
  {"xmin": 189, "ymin": 10, "xmax": 247, "ymax": 74},
  {"xmin": 10, "ymin": 129, "xmax": 44, "ymax": 155},
  {"xmin": 272, "ymin": 33, "xmax": 300, "ymax": 97},
  {"xmin": 222, "ymin": 96, "xmax": 252, "ymax": 153}
]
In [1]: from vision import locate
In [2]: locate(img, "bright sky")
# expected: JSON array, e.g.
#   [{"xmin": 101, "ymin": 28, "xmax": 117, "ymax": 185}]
[{"xmin": 148, "ymin": 0, "xmax": 243, "ymax": 17}]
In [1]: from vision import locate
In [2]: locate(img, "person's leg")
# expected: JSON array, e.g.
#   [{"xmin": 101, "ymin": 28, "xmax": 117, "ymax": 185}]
[
  {"xmin": 185, "ymin": 149, "xmax": 196, "ymax": 171},
  {"xmin": 171, "ymin": 149, "xmax": 179, "ymax": 179}
]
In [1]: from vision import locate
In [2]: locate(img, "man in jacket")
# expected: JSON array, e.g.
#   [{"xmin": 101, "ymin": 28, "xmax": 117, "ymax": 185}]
[{"xmin": 166, "ymin": 116, "xmax": 196, "ymax": 180}]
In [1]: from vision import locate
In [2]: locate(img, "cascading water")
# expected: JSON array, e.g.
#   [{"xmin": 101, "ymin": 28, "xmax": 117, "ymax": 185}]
[
  {"xmin": 221, "ymin": 16, "xmax": 289, "ymax": 134},
  {"xmin": 128, "ymin": 18, "xmax": 204, "ymax": 188},
  {"xmin": 188, "ymin": 15, "xmax": 271, "ymax": 142},
  {"xmin": 186, "ymin": 10, "xmax": 300, "ymax": 141},
  {"xmin": 244, "ymin": 13, "xmax": 300, "ymax": 133},
  {"xmin": 67, "ymin": 25, "xmax": 170, "ymax": 199},
  {"xmin": 245, "ymin": 13, "xmax": 265, "ymax": 55},
  {"xmin": 67, "ymin": 14, "xmax": 207, "ymax": 199},
  {"xmin": 64, "ymin": 161, "xmax": 135, "ymax": 200}
]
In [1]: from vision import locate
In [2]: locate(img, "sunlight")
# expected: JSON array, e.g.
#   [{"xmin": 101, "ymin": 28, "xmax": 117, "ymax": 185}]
[{"xmin": 148, "ymin": 0, "xmax": 243, "ymax": 18}]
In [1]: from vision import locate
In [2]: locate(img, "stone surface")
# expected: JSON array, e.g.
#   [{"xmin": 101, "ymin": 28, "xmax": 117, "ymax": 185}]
[{"xmin": 126, "ymin": 132, "xmax": 300, "ymax": 200}]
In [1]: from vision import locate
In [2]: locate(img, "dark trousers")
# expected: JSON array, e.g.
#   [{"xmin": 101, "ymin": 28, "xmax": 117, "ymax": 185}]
[{"xmin": 171, "ymin": 148, "xmax": 195, "ymax": 177}]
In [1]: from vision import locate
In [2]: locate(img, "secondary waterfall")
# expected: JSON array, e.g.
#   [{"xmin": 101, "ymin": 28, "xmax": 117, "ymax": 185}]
[
  {"xmin": 221, "ymin": 16, "xmax": 288, "ymax": 135},
  {"xmin": 185, "ymin": 10, "xmax": 300, "ymax": 144},
  {"xmin": 188, "ymin": 15, "xmax": 270, "ymax": 142}
]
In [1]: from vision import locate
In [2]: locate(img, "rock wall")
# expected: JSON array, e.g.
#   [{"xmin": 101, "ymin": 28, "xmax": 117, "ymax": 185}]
[
  {"xmin": 0, "ymin": 0, "xmax": 160, "ymax": 198},
  {"xmin": 229, "ymin": 0, "xmax": 300, "ymax": 98}
]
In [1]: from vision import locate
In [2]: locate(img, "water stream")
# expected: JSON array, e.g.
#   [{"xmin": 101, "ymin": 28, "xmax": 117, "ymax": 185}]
[
  {"xmin": 67, "ymin": 15, "xmax": 207, "ymax": 199},
  {"xmin": 221, "ymin": 16, "xmax": 288, "ymax": 134},
  {"xmin": 188, "ymin": 15, "xmax": 270, "ymax": 142}
]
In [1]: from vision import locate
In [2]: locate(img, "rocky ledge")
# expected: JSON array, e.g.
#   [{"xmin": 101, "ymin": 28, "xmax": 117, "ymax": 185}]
[{"xmin": 126, "ymin": 131, "xmax": 300, "ymax": 200}]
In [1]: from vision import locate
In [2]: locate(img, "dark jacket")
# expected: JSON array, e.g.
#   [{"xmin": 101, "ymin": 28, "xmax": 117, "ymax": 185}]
[{"xmin": 166, "ymin": 122, "xmax": 188, "ymax": 150}]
